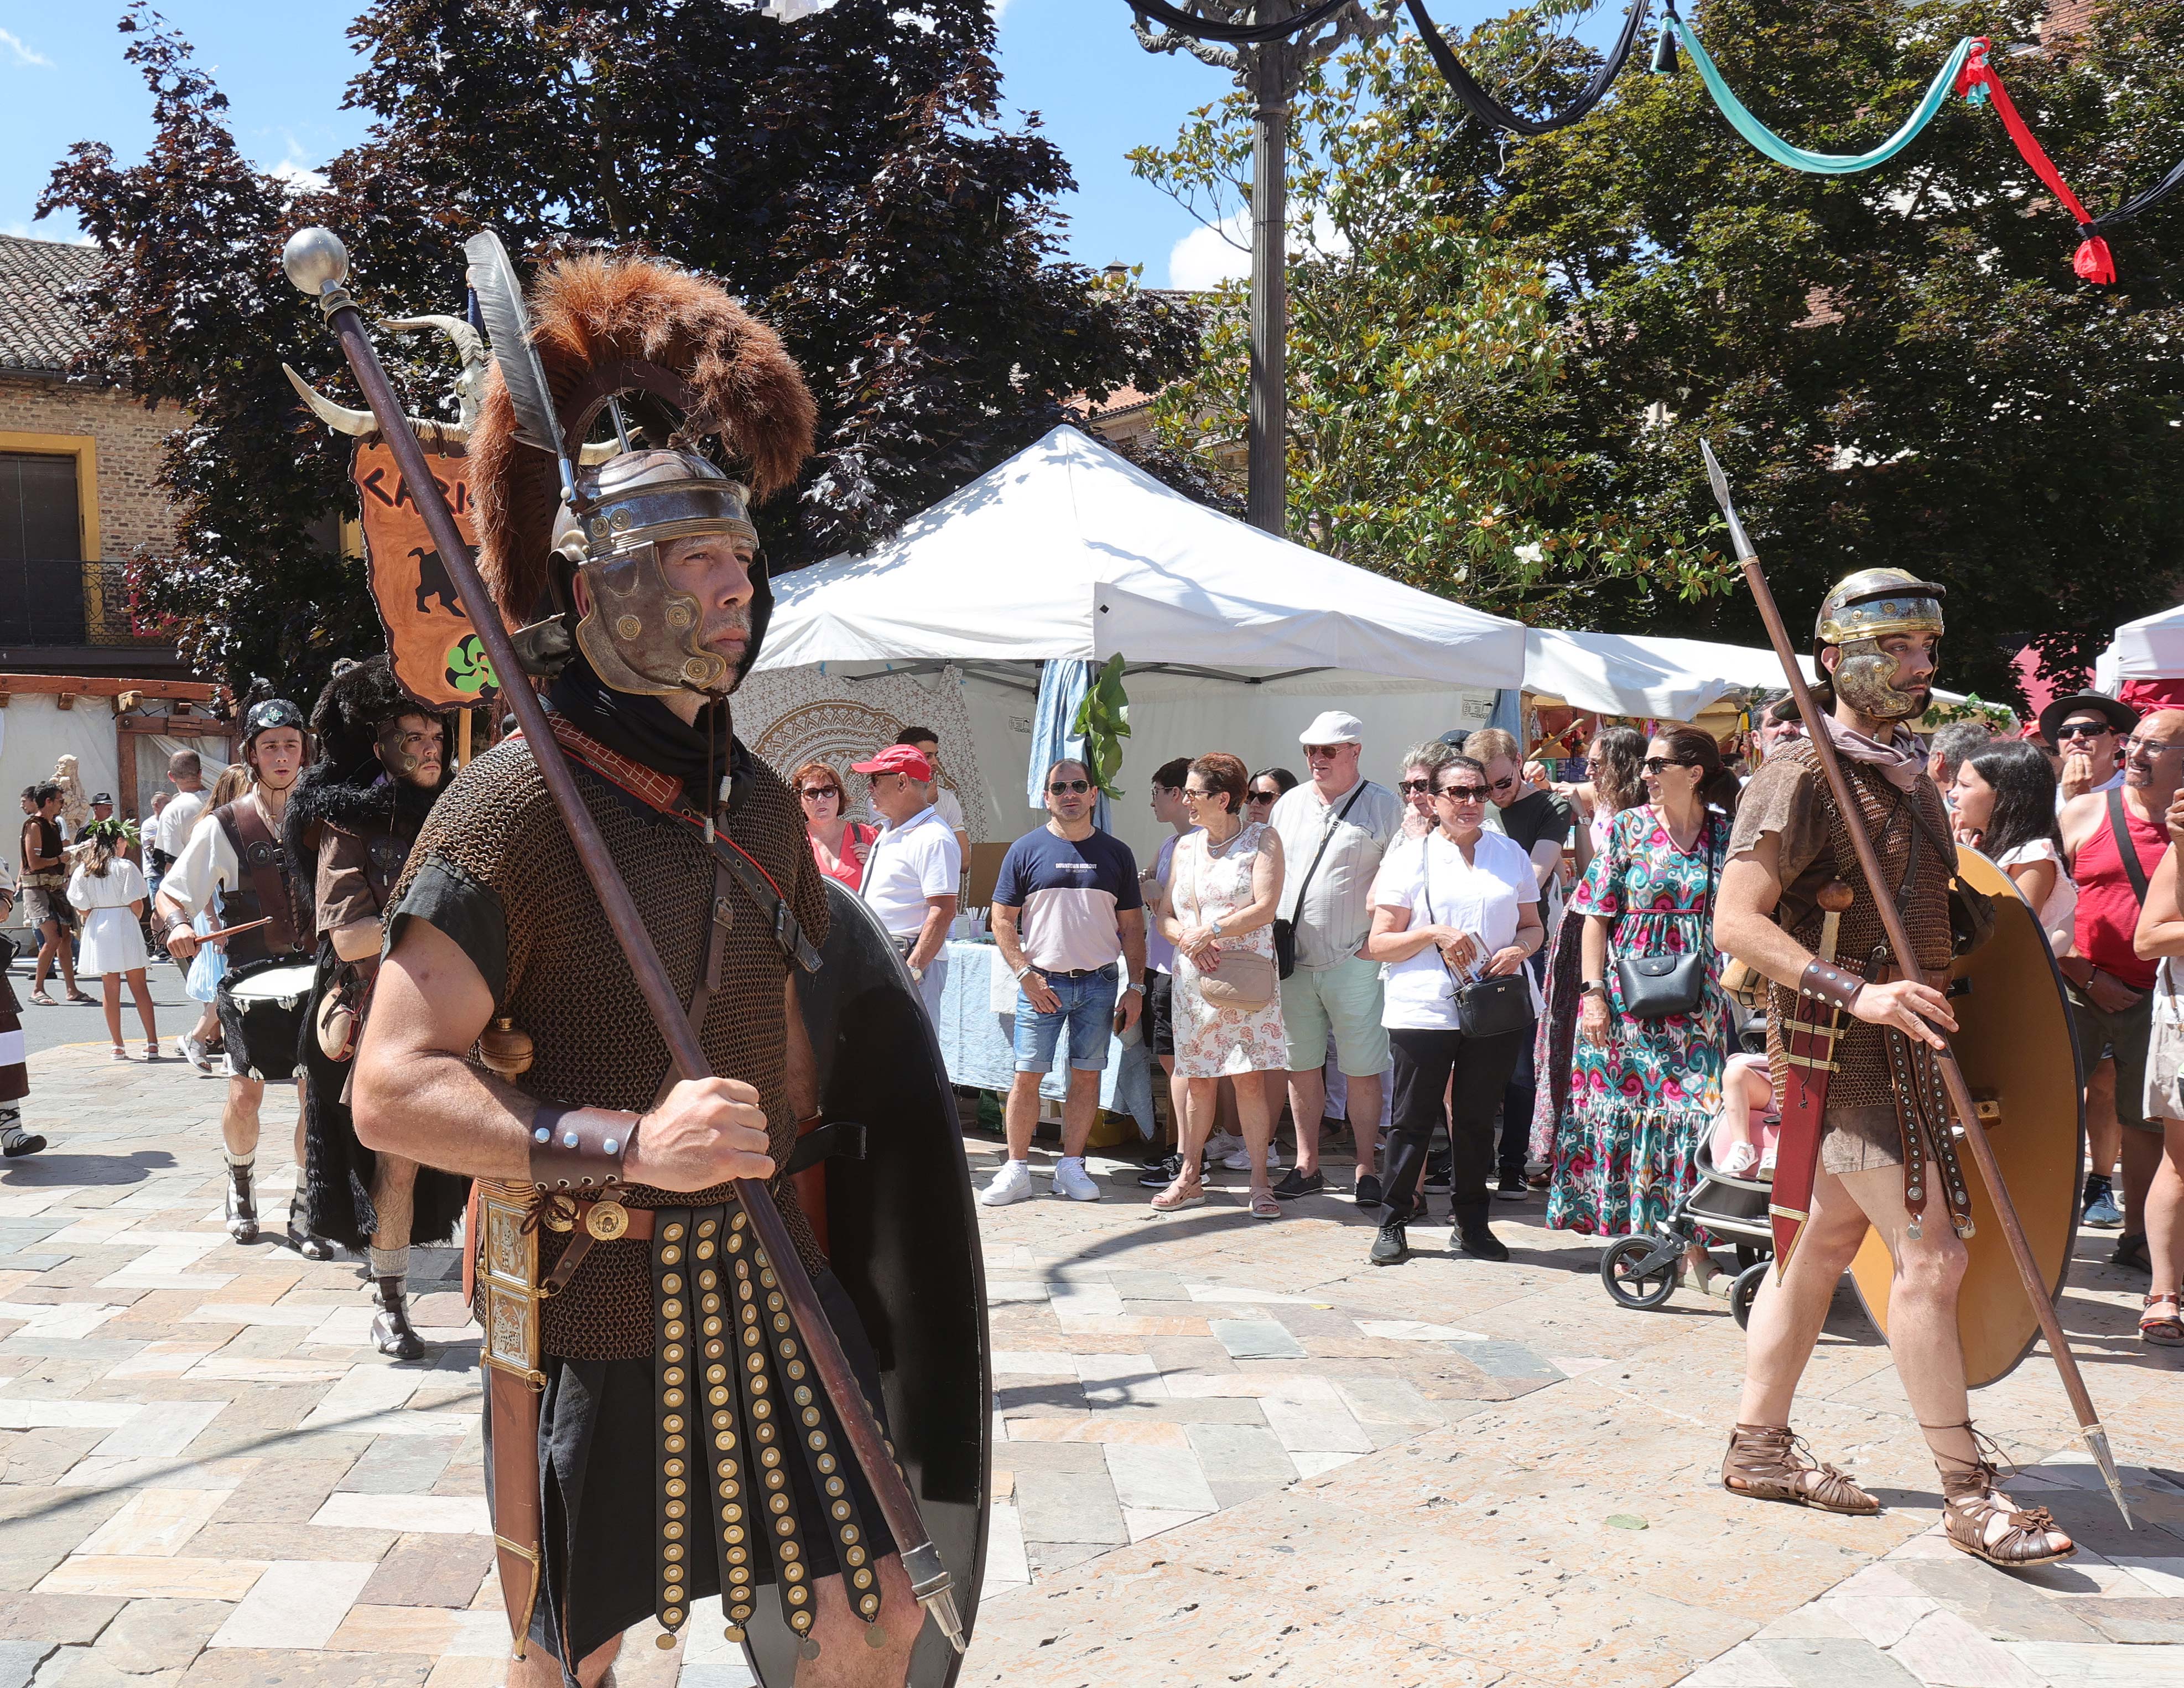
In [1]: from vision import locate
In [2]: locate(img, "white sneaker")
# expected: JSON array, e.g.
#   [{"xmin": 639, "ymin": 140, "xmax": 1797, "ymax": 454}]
[
  {"xmin": 1204, "ymin": 1131, "xmax": 1242, "ymax": 1165},
  {"xmin": 980, "ymin": 1161, "xmax": 1035, "ymax": 1207},
  {"xmin": 1219, "ymin": 1141, "xmax": 1252, "ymax": 1171},
  {"xmin": 1051, "ymin": 1157, "xmax": 1102, "ymax": 1202}
]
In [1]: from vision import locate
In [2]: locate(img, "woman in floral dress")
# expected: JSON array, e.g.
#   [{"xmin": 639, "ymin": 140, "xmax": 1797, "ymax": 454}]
[
  {"xmin": 1155, "ymin": 752, "xmax": 1288, "ymax": 1217},
  {"xmin": 1548, "ymin": 728, "xmax": 1739, "ymax": 1253}
]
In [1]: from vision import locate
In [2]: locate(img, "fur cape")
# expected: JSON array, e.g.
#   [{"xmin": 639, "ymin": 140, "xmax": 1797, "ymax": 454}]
[{"xmin": 471, "ymin": 253, "xmax": 817, "ymax": 626}]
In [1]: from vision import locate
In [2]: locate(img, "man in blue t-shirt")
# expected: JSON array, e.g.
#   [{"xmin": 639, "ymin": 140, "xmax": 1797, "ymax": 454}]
[{"xmin": 981, "ymin": 759, "xmax": 1145, "ymax": 1206}]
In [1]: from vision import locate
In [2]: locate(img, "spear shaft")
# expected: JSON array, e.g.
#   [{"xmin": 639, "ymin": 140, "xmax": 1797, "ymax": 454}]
[
  {"xmin": 1701, "ymin": 439, "xmax": 2131, "ymax": 1529},
  {"xmin": 286, "ymin": 232, "xmax": 967, "ymax": 1643}
]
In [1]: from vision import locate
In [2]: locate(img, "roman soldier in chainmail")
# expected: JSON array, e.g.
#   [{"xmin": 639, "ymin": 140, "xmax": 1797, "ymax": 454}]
[
  {"xmin": 286, "ymin": 655, "xmax": 467, "ymax": 1359},
  {"xmin": 1712, "ymin": 568, "xmax": 2074, "ymax": 1570},
  {"xmin": 353, "ymin": 255, "xmax": 927, "ymax": 1687}
]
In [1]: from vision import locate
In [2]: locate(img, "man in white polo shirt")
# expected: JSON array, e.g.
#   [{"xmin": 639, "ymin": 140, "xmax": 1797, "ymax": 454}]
[
  {"xmin": 1267, "ymin": 710, "xmax": 1404, "ymax": 1203},
  {"xmin": 854, "ymin": 741, "xmax": 962, "ymax": 1021}
]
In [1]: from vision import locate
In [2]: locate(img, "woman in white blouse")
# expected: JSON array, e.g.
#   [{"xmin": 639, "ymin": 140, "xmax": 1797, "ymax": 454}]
[
  {"xmin": 1361, "ymin": 754, "xmax": 1542, "ymax": 1266},
  {"xmin": 1951, "ymin": 740, "xmax": 2076, "ymax": 954}
]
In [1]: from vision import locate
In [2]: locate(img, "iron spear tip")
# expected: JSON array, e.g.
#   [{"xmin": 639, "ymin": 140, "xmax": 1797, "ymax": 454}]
[
  {"xmin": 282, "ymin": 227, "xmax": 350, "ymax": 298},
  {"xmin": 1698, "ymin": 438, "xmax": 1755, "ymax": 562}
]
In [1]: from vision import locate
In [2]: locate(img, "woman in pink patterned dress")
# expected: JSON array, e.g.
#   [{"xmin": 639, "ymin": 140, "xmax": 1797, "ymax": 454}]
[{"xmin": 1154, "ymin": 752, "xmax": 1288, "ymax": 1217}]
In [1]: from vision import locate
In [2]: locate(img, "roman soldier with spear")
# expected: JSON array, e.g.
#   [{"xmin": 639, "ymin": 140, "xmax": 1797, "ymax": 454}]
[
  {"xmin": 1704, "ymin": 442, "xmax": 2127, "ymax": 1568},
  {"xmin": 287, "ymin": 225, "xmax": 985, "ymax": 1688}
]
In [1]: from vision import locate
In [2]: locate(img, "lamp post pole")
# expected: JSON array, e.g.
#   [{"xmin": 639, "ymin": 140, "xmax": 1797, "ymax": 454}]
[{"xmin": 1134, "ymin": 2, "xmax": 1395, "ymax": 535}]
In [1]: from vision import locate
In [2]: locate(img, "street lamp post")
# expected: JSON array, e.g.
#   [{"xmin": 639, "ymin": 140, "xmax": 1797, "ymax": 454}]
[{"xmin": 1134, "ymin": 2, "xmax": 1396, "ymax": 534}]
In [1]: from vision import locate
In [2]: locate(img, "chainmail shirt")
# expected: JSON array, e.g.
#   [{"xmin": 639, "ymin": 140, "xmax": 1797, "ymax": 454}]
[{"xmin": 386, "ymin": 729, "xmax": 830, "ymax": 1360}]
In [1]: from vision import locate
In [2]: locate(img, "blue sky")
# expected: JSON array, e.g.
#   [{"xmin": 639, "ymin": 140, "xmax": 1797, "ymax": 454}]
[{"xmin": 0, "ymin": 1, "xmax": 1543, "ymax": 287}]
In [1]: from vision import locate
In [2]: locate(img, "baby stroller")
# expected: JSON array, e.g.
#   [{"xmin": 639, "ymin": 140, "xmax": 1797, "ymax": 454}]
[{"xmin": 1598, "ymin": 1143, "xmax": 1775, "ymax": 1325}]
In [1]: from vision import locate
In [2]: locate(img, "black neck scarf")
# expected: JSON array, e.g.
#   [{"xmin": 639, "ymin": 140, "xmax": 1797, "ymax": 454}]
[{"xmin": 548, "ymin": 651, "xmax": 750, "ymax": 812}]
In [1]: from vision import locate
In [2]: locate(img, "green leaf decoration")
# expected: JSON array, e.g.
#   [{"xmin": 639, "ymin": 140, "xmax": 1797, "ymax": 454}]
[{"xmin": 1068, "ymin": 653, "xmax": 1132, "ymax": 799}]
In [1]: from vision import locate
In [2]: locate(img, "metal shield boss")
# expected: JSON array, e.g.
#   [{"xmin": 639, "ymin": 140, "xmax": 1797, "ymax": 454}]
[
  {"xmin": 744, "ymin": 882, "xmax": 990, "ymax": 1688},
  {"xmin": 1848, "ymin": 846, "xmax": 2083, "ymax": 1388}
]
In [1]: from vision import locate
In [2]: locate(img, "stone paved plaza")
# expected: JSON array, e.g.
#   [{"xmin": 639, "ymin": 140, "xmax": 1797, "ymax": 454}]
[{"xmin": 1, "ymin": 1040, "xmax": 2181, "ymax": 1688}]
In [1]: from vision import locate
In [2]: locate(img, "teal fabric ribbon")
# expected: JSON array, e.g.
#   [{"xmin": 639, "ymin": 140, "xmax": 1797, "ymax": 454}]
[{"xmin": 1667, "ymin": 12, "xmax": 1974, "ymax": 176}]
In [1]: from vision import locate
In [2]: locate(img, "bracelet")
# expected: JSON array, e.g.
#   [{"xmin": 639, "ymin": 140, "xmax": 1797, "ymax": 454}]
[
  {"xmin": 1798, "ymin": 958, "xmax": 1865, "ymax": 1013},
  {"xmin": 529, "ymin": 1103, "xmax": 635, "ymax": 1193}
]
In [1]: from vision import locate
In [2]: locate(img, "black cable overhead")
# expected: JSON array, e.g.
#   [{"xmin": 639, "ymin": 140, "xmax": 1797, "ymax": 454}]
[
  {"xmin": 1405, "ymin": 0, "xmax": 1652, "ymax": 137},
  {"xmin": 1126, "ymin": 0, "xmax": 1361, "ymax": 47}
]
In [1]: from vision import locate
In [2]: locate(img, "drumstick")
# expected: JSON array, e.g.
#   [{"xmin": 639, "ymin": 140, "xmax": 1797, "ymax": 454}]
[{"xmin": 195, "ymin": 916, "xmax": 272, "ymax": 945}]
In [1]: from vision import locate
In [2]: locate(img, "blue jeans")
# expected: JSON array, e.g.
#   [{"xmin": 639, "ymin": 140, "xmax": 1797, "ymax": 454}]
[{"xmin": 1013, "ymin": 966, "xmax": 1120, "ymax": 1073}]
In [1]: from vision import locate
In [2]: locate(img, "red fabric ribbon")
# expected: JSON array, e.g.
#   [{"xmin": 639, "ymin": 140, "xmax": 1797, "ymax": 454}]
[{"xmin": 1956, "ymin": 39, "xmax": 2115, "ymax": 284}]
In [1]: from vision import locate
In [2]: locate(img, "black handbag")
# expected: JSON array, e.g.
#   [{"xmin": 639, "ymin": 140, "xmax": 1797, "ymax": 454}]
[
  {"xmin": 1420, "ymin": 848, "xmax": 1534, "ymax": 1038},
  {"xmin": 1456, "ymin": 972, "xmax": 1534, "ymax": 1038},
  {"xmin": 1614, "ymin": 816, "xmax": 1717, "ymax": 1021},
  {"xmin": 1273, "ymin": 783, "xmax": 1367, "ymax": 980}
]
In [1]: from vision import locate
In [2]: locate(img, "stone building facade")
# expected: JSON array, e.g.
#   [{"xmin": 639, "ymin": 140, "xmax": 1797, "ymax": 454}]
[{"xmin": 0, "ymin": 232, "xmax": 188, "ymax": 679}]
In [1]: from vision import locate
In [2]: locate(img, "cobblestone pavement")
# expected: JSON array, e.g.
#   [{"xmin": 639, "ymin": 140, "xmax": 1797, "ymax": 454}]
[{"xmin": 2, "ymin": 1042, "xmax": 2180, "ymax": 1688}]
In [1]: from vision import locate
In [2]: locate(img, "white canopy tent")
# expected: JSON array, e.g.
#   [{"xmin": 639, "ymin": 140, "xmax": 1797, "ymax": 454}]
[
  {"xmin": 1522, "ymin": 629, "xmax": 1816, "ymax": 722},
  {"xmin": 760, "ymin": 425, "xmax": 1526, "ymax": 686},
  {"xmin": 746, "ymin": 427, "xmax": 1526, "ymax": 861},
  {"xmin": 2095, "ymin": 601, "xmax": 2184, "ymax": 690}
]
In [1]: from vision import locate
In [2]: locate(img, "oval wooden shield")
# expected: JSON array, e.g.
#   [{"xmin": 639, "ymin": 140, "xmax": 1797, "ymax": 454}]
[
  {"xmin": 1848, "ymin": 846, "xmax": 2084, "ymax": 1388},
  {"xmin": 740, "ymin": 884, "xmax": 991, "ymax": 1688}
]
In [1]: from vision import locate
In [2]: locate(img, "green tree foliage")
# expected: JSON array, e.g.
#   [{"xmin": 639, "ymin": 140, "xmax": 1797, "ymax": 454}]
[
  {"xmin": 1136, "ymin": 0, "xmax": 2184, "ymax": 703},
  {"xmin": 1432, "ymin": 0, "xmax": 2184, "ymax": 702},
  {"xmin": 41, "ymin": 1, "xmax": 1200, "ymax": 695},
  {"xmin": 1132, "ymin": 31, "xmax": 1735, "ymax": 625}
]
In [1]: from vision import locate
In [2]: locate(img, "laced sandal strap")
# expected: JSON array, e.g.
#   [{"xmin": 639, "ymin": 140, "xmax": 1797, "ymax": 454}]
[
  {"xmin": 1921, "ymin": 1420, "xmax": 2070, "ymax": 1563},
  {"xmin": 1723, "ymin": 1424, "xmax": 1878, "ymax": 1514}
]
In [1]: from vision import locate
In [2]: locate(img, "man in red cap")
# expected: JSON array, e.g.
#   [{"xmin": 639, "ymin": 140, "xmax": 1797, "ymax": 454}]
[{"xmin": 854, "ymin": 742, "xmax": 962, "ymax": 1020}]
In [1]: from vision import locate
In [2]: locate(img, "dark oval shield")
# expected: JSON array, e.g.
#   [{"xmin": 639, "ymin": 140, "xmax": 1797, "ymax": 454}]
[
  {"xmin": 1849, "ymin": 845, "xmax": 2084, "ymax": 1388},
  {"xmin": 738, "ymin": 884, "xmax": 990, "ymax": 1687}
]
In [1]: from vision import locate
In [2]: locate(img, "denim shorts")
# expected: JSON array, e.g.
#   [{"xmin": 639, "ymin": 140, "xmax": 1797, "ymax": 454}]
[{"xmin": 1014, "ymin": 965, "xmax": 1120, "ymax": 1073}]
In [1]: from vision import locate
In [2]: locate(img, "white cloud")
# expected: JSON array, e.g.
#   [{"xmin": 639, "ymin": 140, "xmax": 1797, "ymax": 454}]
[
  {"xmin": 0, "ymin": 28, "xmax": 51, "ymax": 66},
  {"xmin": 1166, "ymin": 204, "xmax": 1350, "ymax": 290},
  {"xmin": 270, "ymin": 159, "xmax": 331, "ymax": 193}
]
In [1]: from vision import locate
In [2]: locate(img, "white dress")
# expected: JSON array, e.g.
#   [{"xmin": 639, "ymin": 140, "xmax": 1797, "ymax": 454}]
[
  {"xmin": 66, "ymin": 859, "xmax": 150, "ymax": 977},
  {"xmin": 1994, "ymin": 839, "xmax": 2077, "ymax": 955}
]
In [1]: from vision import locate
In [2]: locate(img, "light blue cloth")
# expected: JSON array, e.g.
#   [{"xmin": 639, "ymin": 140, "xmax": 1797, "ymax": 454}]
[
  {"xmin": 1488, "ymin": 687, "xmax": 1523, "ymax": 739},
  {"xmin": 1670, "ymin": 14, "xmax": 1973, "ymax": 176},
  {"xmin": 933, "ymin": 940, "xmax": 1154, "ymax": 1139},
  {"xmin": 184, "ymin": 897, "xmax": 225, "ymax": 1003},
  {"xmin": 1027, "ymin": 661, "xmax": 1112, "ymax": 833}
]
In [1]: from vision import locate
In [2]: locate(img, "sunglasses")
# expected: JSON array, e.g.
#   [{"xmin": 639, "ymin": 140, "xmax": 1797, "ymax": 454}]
[
  {"xmin": 1642, "ymin": 757, "xmax": 1699, "ymax": 775},
  {"xmin": 2055, "ymin": 721, "xmax": 2115, "ymax": 741},
  {"xmin": 2125, "ymin": 736, "xmax": 2184, "ymax": 757},
  {"xmin": 798, "ymin": 787, "xmax": 840, "ymax": 801},
  {"xmin": 1246, "ymin": 789, "xmax": 1278, "ymax": 803},
  {"xmin": 1048, "ymin": 778, "xmax": 1092, "ymax": 794},
  {"xmin": 1302, "ymin": 745, "xmax": 1345, "ymax": 760},
  {"xmin": 1487, "ymin": 775, "xmax": 1516, "ymax": 793},
  {"xmin": 1438, "ymin": 783, "xmax": 1490, "ymax": 801},
  {"xmin": 1397, "ymin": 778, "xmax": 1434, "ymax": 795}
]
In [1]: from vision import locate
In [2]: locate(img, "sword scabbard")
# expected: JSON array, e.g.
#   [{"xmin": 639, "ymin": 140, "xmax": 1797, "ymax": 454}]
[{"xmin": 478, "ymin": 1180, "xmax": 547, "ymax": 1656}]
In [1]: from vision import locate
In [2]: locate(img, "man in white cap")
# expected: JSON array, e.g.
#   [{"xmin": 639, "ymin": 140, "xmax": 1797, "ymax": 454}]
[{"xmin": 1267, "ymin": 710, "xmax": 1404, "ymax": 1202}]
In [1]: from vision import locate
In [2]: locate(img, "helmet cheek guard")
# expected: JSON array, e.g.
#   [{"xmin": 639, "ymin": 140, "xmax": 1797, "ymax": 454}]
[
  {"xmin": 1814, "ymin": 568, "xmax": 1947, "ymax": 725},
  {"xmin": 552, "ymin": 447, "xmax": 764, "ymax": 698}
]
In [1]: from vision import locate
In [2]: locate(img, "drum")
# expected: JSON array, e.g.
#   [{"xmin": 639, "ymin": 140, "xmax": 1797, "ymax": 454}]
[{"xmin": 216, "ymin": 957, "xmax": 316, "ymax": 1083}]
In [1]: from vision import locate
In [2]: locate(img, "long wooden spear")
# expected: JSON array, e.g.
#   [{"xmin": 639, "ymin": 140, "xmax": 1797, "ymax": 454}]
[
  {"xmin": 1701, "ymin": 439, "xmax": 2132, "ymax": 1530},
  {"xmin": 281, "ymin": 227, "xmax": 969, "ymax": 1644}
]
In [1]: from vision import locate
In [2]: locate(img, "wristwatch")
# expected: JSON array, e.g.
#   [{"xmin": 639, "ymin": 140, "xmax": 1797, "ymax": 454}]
[
  {"xmin": 1209, "ymin": 920, "xmax": 1225, "ymax": 938},
  {"xmin": 1122, "ymin": 980, "xmax": 1143, "ymax": 996},
  {"xmin": 1579, "ymin": 979, "xmax": 1609, "ymax": 999}
]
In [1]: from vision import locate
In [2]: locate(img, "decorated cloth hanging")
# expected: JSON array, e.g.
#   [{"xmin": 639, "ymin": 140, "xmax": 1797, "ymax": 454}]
[
  {"xmin": 2091, "ymin": 154, "xmax": 2184, "ymax": 237},
  {"xmin": 1404, "ymin": 0, "xmax": 1653, "ymax": 137},
  {"xmin": 1662, "ymin": 5, "xmax": 1974, "ymax": 176},
  {"xmin": 1956, "ymin": 39, "xmax": 2114, "ymax": 283}
]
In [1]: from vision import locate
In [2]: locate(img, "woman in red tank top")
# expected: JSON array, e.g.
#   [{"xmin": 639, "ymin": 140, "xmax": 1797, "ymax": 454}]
[{"xmin": 793, "ymin": 760, "xmax": 875, "ymax": 891}]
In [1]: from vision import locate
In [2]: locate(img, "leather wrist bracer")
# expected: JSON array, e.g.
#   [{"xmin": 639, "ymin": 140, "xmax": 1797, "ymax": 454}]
[
  {"xmin": 1799, "ymin": 958, "xmax": 1864, "ymax": 1013},
  {"xmin": 529, "ymin": 1104, "xmax": 636, "ymax": 1193}
]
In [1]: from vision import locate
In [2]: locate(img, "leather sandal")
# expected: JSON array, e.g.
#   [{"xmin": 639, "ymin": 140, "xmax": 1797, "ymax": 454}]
[
  {"xmin": 1923, "ymin": 1423, "xmax": 2074, "ymax": 1568},
  {"xmin": 1150, "ymin": 1177, "xmax": 1205, "ymax": 1213},
  {"xmin": 2141, "ymin": 1293, "xmax": 2184, "ymax": 1347},
  {"xmin": 1720, "ymin": 1424, "xmax": 1880, "ymax": 1516}
]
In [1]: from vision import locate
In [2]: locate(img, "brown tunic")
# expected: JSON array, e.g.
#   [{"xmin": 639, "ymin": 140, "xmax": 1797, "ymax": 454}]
[
  {"xmin": 387, "ymin": 730, "xmax": 829, "ymax": 1360},
  {"xmin": 1730, "ymin": 741, "xmax": 1956, "ymax": 1172}
]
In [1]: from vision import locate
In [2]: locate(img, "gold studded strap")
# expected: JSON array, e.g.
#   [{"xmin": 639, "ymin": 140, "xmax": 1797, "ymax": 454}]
[{"xmin": 652, "ymin": 1207, "xmax": 698, "ymax": 1648}]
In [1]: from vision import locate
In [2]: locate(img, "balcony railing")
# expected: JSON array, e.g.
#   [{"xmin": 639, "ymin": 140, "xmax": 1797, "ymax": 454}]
[{"xmin": 0, "ymin": 559, "xmax": 170, "ymax": 647}]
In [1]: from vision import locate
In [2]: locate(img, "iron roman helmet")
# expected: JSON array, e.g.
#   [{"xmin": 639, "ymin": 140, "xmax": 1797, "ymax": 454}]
[
  {"xmin": 1814, "ymin": 567, "xmax": 1946, "ymax": 723},
  {"xmin": 549, "ymin": 448, "xmax": 767, "ymax": 697}
]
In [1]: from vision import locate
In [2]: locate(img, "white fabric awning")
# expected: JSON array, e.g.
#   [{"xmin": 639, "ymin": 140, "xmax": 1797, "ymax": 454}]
[
  {"xmin": 2097, "ymin": 601, "xmax": 2184, "ymax": 687},
  {"xmin": 1523, "ymin": 629, "xmax": 1816, "ymax": 720},
  {"xmin": 759, "ymin": 426, "xmax": 1527, "ymax": 690}
]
